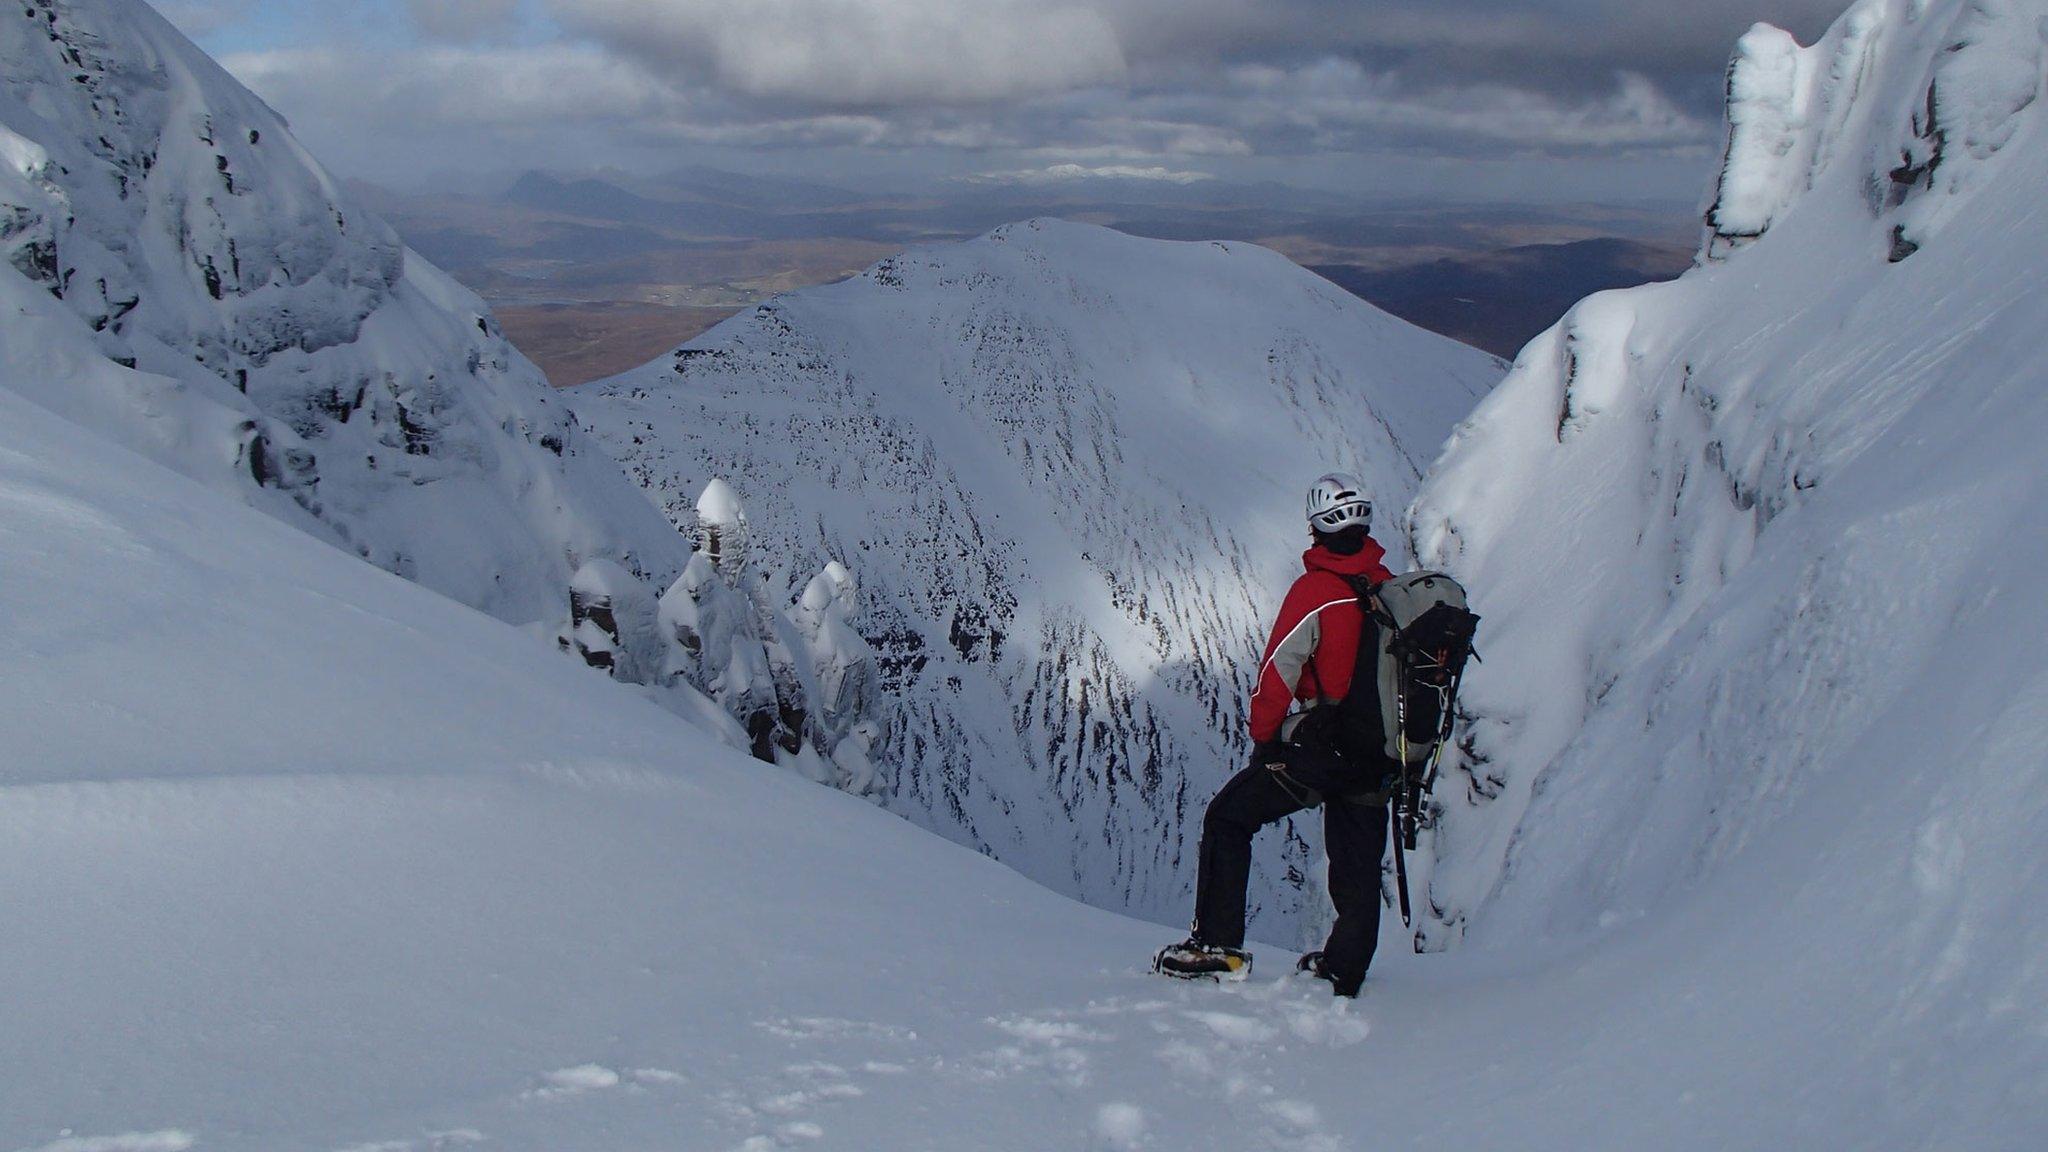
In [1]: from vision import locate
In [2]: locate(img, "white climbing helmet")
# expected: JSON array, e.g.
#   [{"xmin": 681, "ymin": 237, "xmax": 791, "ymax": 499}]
[{"xmin": 1305, "ymin": 471, "xmax": 1372, "ymax": 534}]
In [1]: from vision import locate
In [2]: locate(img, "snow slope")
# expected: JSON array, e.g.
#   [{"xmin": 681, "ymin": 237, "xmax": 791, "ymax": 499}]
[
  {"xmin": 1408, "ymin": 0, "xmax": 2048, "ymax": 1090},
  {"xmin": 5, "ymin": 2, "xmax": 2043, "ymax": 1146},
  {"xmin": 8, "ymin": 270, "xmax": 2036, "ymax": 1152},
  {"xmin": 0, "ymin": 0, "xmax": 687, "ymax": 623},
  {"xmin": 577, "ymin": 219, "xmax": 1501, "ymax": 939}
]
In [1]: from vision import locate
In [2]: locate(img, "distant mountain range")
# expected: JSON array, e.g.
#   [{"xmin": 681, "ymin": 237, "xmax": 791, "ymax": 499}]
[
  {"xmin": 1311, "ymin": 237, "xmax": 1694, "ymax": 357},
  {"xmin": 499, "ymin": 171, "xmax": 877, "ymax": 240},
  {"xmin": 359, "ymin": 170, "xmax": 1694, "ymax": 383}
]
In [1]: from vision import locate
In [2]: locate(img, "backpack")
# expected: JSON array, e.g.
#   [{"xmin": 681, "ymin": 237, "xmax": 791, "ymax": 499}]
[
  {"xmin": 1345, "ymin": 571, "xmax": 1480, "ymax": 769},
  {"xmin": 1332, "ymin": 570, "xmax": 1479, "ymax": 928},
  {"xmin": 1292, "ymin": 569, "xmax": 1479, "ymax": 775}
]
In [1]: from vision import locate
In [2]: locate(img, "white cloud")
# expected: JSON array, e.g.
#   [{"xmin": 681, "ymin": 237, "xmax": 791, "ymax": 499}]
[
  {"xmin": 151, "ymin": 0, "xmax": 257, "ymax": 38},
  {"xmin": 1050, "ymin": 113, "xmax": 1255, "ymax": 157},
  {"xmin": 157, "ymin": 0, "xmax": 1800, "ymax": 203},
  {"xmin": 407, "ymin": 0, "xmax": 523, "ymax": 42},
  {"xmin": 209, "ymin": 34, "xmax": 1714, "ymax": 196},
  {"xmin": 1336, "ymin": 69, "xmax": 1713, "ymax": 150},
  {"xmin": 1177, "ymin": 60, "xmax": 1717, "ymax": 153},
  {"xmin": 549, "ymin": 0, "xmax": 1129, "ymax": 105},
  {"xmin": 222, "ymin": 45, "xmax": 680, "ymax": 131}
]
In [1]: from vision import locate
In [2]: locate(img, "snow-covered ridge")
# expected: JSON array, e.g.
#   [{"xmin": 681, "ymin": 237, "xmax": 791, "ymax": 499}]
[
  {"xmin": 578, "ymin": 218, "xmax": 1502, "ymax": 939},
  {"xmin": 0, "ymin": 0, "xmax": 686, "ymax": 622},
  {"xmin": 1412, "ymin": 0, "xmax": 2048, "ymax": 975}
]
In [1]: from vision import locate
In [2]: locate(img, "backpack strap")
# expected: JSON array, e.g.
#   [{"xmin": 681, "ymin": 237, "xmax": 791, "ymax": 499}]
[{"xmin": 1343, "ymin": 574, "xmax": 1394, "ymax": 628}]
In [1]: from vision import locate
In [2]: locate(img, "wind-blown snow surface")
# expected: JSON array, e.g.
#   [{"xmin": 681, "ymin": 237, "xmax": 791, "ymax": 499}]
[
  {"xmin": 0, "ymin": 0, "xmax": 687, "ymax": 623},
  {"xmin": 578, "ymin": 219, "xmax": 1500, "ymax": 938},
  {"xmin": 1409, "ymin": 0, "xmax": 2048, "ymax": 1116},
  {"xmin": 8, "ymin": 292, "xmax": 2033, "ymax": 1152}
]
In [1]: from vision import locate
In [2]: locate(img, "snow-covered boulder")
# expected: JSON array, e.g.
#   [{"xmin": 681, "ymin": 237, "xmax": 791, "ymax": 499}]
[
  {"xmin": 0, "ymin": 0, "xmax": 687, "ymax": 623},
  {"xmin": 793, "ymin": 560, "xmax": 878, "ymax": 754},
  {"xmin": 695, "ymin": 476, "xmax": 751, "ymax": 576},
  {"xmin": 577, "ymin": 219, "xmax": 1502, "ymax": 938},
  {"xmin": 563, "ymin": 558, "xmax": 664, "ymax": 682},
  {"xmin": 832, "ymin": 718, "xmax": 887, "ymax": 800},
  {"xmin": 659, "ymin": 551, "xmax": 780, "ymax": 756}
]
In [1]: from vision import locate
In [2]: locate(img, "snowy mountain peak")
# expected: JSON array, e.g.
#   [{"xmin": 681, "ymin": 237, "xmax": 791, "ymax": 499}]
[
  {"xmin": 0, "ymin": 0, "xmax": 687, "ymax": 622},
  {"xmin": 577, "ymin": 218, "xmax": 1502, "ymax": 938}
]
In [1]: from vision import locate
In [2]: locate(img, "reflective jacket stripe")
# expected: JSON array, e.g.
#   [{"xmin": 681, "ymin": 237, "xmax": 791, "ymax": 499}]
[{"xmin": 1257, "ymin": 596, "xmax": 1354, "ymax": 695}]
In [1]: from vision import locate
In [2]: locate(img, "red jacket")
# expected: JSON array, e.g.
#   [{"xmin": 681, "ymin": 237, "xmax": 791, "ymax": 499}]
[{"xmin": 1248, "ymin": 538, "xmax": 1392, "ymax": 743}]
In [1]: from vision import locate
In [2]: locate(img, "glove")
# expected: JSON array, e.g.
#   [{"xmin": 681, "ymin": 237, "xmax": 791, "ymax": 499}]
[{"xmin": 1250, "ymin": 741, "xmax": 1287, "ymax": 768}]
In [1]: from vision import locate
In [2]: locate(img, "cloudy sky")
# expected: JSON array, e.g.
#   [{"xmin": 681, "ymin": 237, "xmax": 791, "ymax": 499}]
[{"xmin": 158, "ymin": 0, "xmax": 1847, "ymax": 201}]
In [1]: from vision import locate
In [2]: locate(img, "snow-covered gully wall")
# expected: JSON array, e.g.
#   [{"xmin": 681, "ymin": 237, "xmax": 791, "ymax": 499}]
[{"xmin": 1411, "ymin": 0, "xmax": 2048, "ymax": 1027}]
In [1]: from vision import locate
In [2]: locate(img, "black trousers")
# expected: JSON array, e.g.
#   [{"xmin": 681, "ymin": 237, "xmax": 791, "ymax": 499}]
[{"xmin": 1190, "ymin": 744, "xmax": 1389, "ymax": 995}]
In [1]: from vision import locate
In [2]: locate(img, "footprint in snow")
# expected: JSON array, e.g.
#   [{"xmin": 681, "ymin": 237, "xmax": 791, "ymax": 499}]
[
  {"xmin": 1183, "ymin": 1010, "xmax": 1281, "ymax": 1045},
  {"xmin": 954, "ymin": 1012, "xmax": 1113, "ymax": 1089},
  {"xmin": 523, "ymin": 1063, "xmax": 688, "ymax": 1101},
  {"xmin": 729, "ymin": 1061, "xmax": 868, "ymax": 1150},
  {"xmin": 731, "ymin": 1128, "xmax": 824, "ymax": 1152},
  {"xmin": 1261, "ymin": 1099, "xmax": 1343, "ymax": 1152},
  {"xmin": 526, "ymin": 1063, "xmax": 619, "ymax": 1100},
  {"xmin": 1092, "ymin": 1102, "xmax": 1149, "ymax": 1150},
  {"xmin": 1273, "ymin": 998, "xmax": 1370, "ymax": 1047},
  {"xmin": 1143, "ymin": 978, "xmax": 1370, "ymax": 1150},
  {"xmin": 756, "ymin": 1062, "xmax": 866, "ymax": 1115},
  {"xmin": 20, "ymin": 1133, "xmax": 197, "ymax": 1152},
  {"xmin": 755, "ymin": 1015, "xmax": 918, "ymax": 1044},
  {"xmin": 1215, "ymin": 972, "xmax": 1374, "ymax": 1047},
  {"xmin": 333, "ymin": 1130, "xmax": 486, "ymax": 1152},
  {"xmin": 991, "ymin": 1015, "xmax": 1111, "ymax": 1044}
]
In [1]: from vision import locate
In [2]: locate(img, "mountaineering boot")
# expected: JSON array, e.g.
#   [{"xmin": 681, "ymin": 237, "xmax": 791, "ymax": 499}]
[
  {"xmin": 1153, "ymin": 938, "xmax": 1253, "ymax": 982},
  {"xmin": 1295, "ymin": 949, "xmax": 1362, "ymax": 997}
]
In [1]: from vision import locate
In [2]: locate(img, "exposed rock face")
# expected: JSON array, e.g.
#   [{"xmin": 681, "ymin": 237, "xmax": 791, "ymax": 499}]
[{"xmin": 0, "ymin": 0, "xmax": 687, "ymax": 622}]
